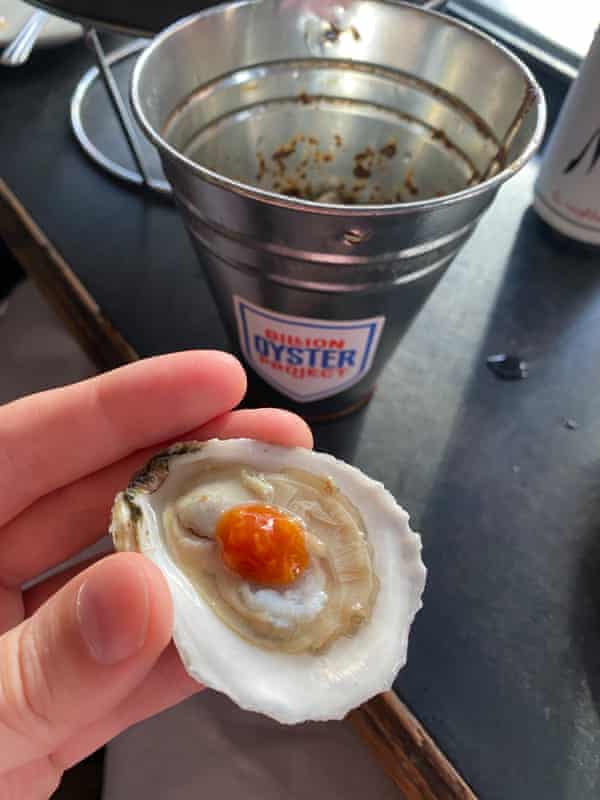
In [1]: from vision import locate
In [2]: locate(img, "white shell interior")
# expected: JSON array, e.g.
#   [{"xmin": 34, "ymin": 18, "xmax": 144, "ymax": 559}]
[{"xmin": 112, "ymin": 439, "xmax": 426, "ymax": 724}]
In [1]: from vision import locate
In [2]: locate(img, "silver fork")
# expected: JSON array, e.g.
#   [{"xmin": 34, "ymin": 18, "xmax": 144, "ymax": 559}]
[{"xmin": 0, "ymin": 9, "xmax": 49, "ymax": 67}]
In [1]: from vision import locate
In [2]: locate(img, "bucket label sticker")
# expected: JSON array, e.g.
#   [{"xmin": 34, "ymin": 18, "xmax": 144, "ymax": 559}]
[{"xmin": 233, "ymin": 296, "xmax": 385, "ymax": 403}]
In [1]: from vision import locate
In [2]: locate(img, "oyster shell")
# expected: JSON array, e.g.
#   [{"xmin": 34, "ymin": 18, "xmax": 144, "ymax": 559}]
[{"xmin": 110, "ymin": 439, "xmax": 426, "ymax": 724}]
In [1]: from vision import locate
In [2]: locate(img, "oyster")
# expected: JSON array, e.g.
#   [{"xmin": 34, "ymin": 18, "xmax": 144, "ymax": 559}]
[{"xmin": 110, "ymin": 439, "xmax": 426, "ymax": 723}]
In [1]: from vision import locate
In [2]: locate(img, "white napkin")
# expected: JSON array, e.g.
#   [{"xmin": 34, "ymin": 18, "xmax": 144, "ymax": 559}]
[{"xmin": 103, "ymin": 691, "xmax": 399, "ymax": 800}]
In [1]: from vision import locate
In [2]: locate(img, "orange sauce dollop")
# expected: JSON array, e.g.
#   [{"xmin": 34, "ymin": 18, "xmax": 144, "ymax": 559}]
[{"xmin": 216, "ymin": 504, "xmax": 308, "ymax": 587}]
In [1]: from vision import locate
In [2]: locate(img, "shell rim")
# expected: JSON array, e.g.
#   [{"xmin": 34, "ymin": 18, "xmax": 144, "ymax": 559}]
[{"xmin": 110, "ymin": 438, "xmax": 427, "ymax": 723}]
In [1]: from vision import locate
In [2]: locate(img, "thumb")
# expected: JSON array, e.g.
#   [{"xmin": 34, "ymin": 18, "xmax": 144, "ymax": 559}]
[{"xmin": 0, "ymin": 553, "xmax": 173, "ymax": 774}]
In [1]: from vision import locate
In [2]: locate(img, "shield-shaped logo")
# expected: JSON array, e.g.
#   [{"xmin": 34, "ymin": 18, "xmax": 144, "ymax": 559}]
[{"xmin": 234, "ymin": 296, "xmax": 385, "ymax": 403}]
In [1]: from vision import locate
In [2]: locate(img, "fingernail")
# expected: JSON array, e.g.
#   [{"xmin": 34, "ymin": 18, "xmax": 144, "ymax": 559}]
[{"xmin": 76, "ymin": 559, "xmax": 150, "ymax": 665}]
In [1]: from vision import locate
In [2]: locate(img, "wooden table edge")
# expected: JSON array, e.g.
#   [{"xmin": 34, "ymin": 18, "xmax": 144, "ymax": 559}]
[
  {"xmin": 0, "ymin": 178, "xmax": 137, "ymax": 371},
  {"xmin": 0, "ymin": 176, "xmax": 478, "ymax": 800}
]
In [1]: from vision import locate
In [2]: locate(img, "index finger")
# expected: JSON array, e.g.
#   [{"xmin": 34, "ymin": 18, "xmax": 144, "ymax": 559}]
[{"xmin": 0, "ymin": 351, "xmax": 246, "ymax": 528}]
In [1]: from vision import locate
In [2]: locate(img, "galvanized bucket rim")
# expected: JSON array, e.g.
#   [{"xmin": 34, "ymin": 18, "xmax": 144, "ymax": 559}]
[{"xmin": 131, "ymin": 0, "xmax": 547, "ymax": 216}]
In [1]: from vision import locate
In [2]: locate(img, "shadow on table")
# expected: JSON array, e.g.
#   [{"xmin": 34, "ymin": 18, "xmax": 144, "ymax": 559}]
[
  {"xmin": 312, "ymin": 405, "xmax": 368, "ymax": 464},
  {"xmin": 393, "ymin": 206, "xmax": 600, "ymax": 800},
  {"xmin": 572, "ymin": 473, "xmax": 600, "ymax": 749},
  {"xmin": 52, "ymin": 747, "xmax": 104, "ymax": 799}
]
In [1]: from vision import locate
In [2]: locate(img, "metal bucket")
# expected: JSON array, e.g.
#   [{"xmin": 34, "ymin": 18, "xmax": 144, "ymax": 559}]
[{"xmin": 132, "ymin": 0, "xmax": 545, "ymax": 420}]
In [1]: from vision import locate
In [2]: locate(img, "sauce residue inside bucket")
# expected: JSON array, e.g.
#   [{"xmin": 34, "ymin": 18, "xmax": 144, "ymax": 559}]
[{"xmin": 162, "ymin": 60, "xmax": 503, "ymax": 205}]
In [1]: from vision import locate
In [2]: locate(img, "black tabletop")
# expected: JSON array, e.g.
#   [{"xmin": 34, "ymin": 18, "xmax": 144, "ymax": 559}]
[
  {"xmin": 27, "ymin": 0, "xmax": 446, "ymax": 37},
  {"xmin": 2, "ymin": 36, "xmax": 600, "ymax": 800}
]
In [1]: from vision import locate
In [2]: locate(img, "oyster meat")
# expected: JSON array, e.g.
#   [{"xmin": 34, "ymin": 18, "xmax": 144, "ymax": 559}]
[{"xmin": 110, "ymin": 438, "xmax": 426, "ymax": 724}]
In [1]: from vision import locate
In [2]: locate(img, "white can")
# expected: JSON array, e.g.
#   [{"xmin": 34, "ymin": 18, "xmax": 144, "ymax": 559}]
[{"xmin": 534, "ymin": 28, "xmax": 600, "ymax": 246}]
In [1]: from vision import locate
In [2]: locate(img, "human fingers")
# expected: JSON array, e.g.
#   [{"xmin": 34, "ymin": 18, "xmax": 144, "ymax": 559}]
[
  {"xmin": 1, "ymin": 756, "xmax": 61, "ymax": 800},
  {"xmin": 0, "ymin": 351, "xmax": 246, "ymax": 528},
  {"xmin": 22, "ymin": 556, "xmax": 106, "ymax": 618},
  {"xmin": 9, "ymin": 412, "xmax": 313, "ymax": 776},
  {"xmin": 1, "ymin": 408, "xmax": 312, "ymax": 588},
  {"xmin": 195, "ymin": 407, "xmax": 312, "ymax": 446},
  {"xmin": 0, "ymin": 585, "xmax": 22, "ymax": 639},
  {"xmin": 0, "ymin": 553, "xmax": 172, "ymax": 774},
  {"xmin": 52, "ymin": 644, "xmax": 200, "ymax": 771}
]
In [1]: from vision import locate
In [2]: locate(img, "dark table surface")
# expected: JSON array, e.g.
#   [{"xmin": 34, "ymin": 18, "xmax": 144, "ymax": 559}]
[{"xmin": 2, "ymin": 34, "xmax": 600, "ymax": 800}]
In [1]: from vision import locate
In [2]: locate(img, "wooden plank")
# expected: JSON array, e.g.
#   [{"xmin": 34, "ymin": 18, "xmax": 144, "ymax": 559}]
[
  {"xmin": 350, "ymin": 692, "xmax": 477, "ymax": 800},
  {"xmin": 0, "ymin": 179, "xmax": 138, "ymax": 372},
  {"xmin": 0, "ymin": 176, "xmax": 477, "ymax": 800}
]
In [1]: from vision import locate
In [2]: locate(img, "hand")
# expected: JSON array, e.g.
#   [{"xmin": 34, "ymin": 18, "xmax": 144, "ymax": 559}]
[{"xmin": 0, "ymin": 351, "xmax": 312, "ymax": 799}]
